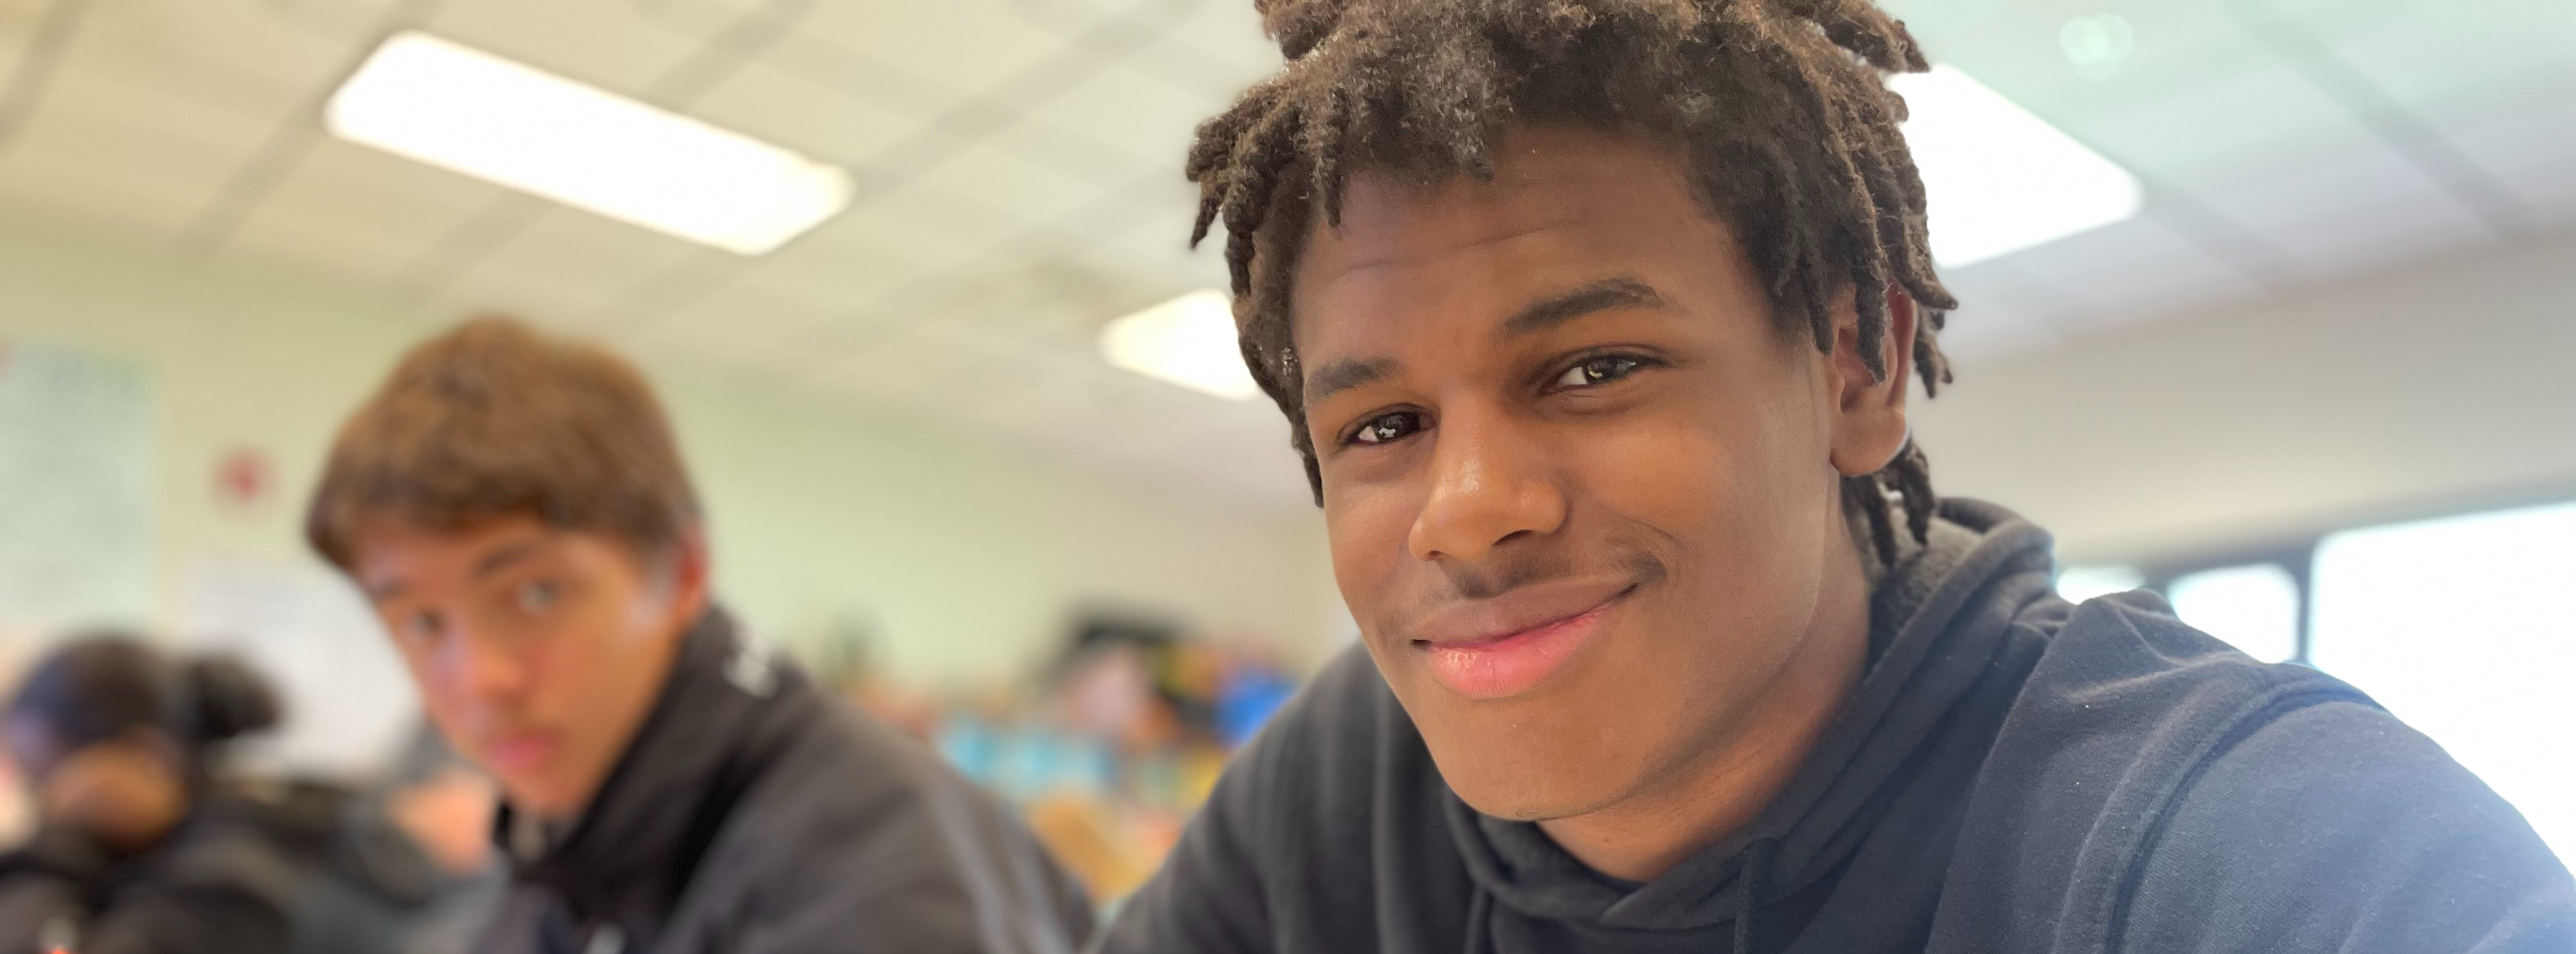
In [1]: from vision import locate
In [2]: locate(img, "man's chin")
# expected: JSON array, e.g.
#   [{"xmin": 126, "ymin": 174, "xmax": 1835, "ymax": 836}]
[{"xmin": 1418, "ymin": 723, "xmax": 1641, "ymax": 824}]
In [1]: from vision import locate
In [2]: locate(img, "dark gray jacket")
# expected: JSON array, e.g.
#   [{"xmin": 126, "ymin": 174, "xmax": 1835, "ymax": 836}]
[
  {"xmin": 1096, "ymin": 499, "xmax": 2576, "ymax": 953},
  {"xmin": 0, "ymin": 779, "xmax": 446, "ymax": 954},
  {"xmin": 483, "ymin": 609, "xmax": 1092, "ymax": 954}
]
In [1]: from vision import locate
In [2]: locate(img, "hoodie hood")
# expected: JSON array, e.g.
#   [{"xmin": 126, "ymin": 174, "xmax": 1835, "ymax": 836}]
[{"xmin": 1448, "ymin": 498, "xmax": 2064, "ymax": 951}]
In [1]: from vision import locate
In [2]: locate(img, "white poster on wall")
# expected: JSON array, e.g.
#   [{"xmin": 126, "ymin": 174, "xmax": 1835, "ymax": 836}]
[
  {"xmin": 182, "ymin": 557, "xmax": 422, "ymax": 780},
  {"xmin": 0, "ymin": 339, "xmax": 151, "ymax": 640}
]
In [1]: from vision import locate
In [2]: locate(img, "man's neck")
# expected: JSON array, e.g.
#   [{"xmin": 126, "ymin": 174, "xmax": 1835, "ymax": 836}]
[{"xmin": 1535, "ymin": 538, "xmax": 1875, "ymax": 883}]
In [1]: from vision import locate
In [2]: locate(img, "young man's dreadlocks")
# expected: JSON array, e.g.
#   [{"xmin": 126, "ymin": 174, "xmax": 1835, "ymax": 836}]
[{"xmin": 1185, "ymin": 0, "xmax": 1959, "ymax": 566}]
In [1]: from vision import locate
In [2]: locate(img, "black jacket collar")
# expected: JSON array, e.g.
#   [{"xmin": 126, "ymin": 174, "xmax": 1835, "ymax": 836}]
[{"xmin": 494, "ymin": 608, "xmax": 811, "ymax": 939}]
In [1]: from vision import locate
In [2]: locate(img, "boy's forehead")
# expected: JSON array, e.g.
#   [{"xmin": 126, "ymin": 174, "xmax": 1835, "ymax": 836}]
[
  {"xmin": 350, "ymin": 513, "xmax": 557, "ymax": 584},
  {"xmin": 1299, "ymin": 130, "xmax": 1710, "ymax": 288}
]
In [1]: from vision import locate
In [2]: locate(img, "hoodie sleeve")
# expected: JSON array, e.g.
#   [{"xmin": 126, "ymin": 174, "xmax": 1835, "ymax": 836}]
[
  {"xmin": 0, "ymin": 824, "xmax": 295, "ymax": 954},
  {"xmin": 2117, "ymin": 699, "xmax": 2576, "ymax": 953}
]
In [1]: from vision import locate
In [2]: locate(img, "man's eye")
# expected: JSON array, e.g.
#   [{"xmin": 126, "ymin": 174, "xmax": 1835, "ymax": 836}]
[
  {"xmin": 1555, "ymin": 355, "xmax": 1646, "ymax": 389},
  {"xmin": 402, "ymin": 611, "xmax": 443, "ymax": 643},
  {"xmin": 517, "ymin": 581, "xmax": 560, "ymax": 613},
  {"xmin": 1348, "ymin": 411, "xmax": 1424, "ymax": 446}
]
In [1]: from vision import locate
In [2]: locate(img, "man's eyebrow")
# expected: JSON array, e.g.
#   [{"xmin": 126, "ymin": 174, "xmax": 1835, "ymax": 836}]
[
  {"xmin": 471, "ymin": 540, "xmax": 544, "ymax": 579},
  {"xmin": 364, "ymin": 580, "xmax": 406, "ymax": 604},
  {"xmin": 1498, "ymin": 277, "xmax": 1667, "ymax": 338},
  {"xmin": 1304, "ymin": 356, "xmax": 1397, "ymax": 405}
]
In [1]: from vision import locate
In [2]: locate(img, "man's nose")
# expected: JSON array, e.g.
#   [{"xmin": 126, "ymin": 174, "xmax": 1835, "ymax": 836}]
[
  {"xmin": 1406, "ymin": 401, "xmax": 1567, "ymax": 564},
  {"xmin": 440, "ymin": 625, "xmax": 533, "ymax": 705}
]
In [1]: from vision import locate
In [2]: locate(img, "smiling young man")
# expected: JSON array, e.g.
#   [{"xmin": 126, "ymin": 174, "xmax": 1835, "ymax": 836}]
[
  {"xmin": 306, "ymin": 319, "xmax": 1092, "ymax": 954},
  {"xmin": 1091, "ymin": 2, "xmax": 2576, "ymax": 952}
]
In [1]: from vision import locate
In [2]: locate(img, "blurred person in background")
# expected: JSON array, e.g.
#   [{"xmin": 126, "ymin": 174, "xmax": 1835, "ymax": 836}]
[
  {"xmin": 0, "ymin": 636, "xmax": 443, "ymax": 954},
  {"xmin": 1094, "ymin": 1, "xmax": 2576, "ymax": 952},
  {"xmin": 304, "ymin": 318, "xmax": 1092, "ymax": 954}
]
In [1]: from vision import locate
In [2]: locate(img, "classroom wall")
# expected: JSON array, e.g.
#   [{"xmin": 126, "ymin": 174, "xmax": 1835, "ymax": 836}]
[
  {"xmin": 1913, "ymin": 233, "xmax": 2576, "ymax": 565},
  {"xmin": 0, "ymin": 213, "xmax": 1338, "ymax": 693}
]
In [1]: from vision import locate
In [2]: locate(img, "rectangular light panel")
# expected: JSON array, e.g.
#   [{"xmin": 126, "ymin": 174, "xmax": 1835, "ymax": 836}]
[
  {"xmin": 1101, "ymin": 289, "xmax": 1262, "ymax": 401},
  {"xmin": 327, "ymin": 32, "xmax": 850, "ymax": 256},
  {"xmin": 1890, "ymin": 65, "xmax": 2144, "ymax": 268}
]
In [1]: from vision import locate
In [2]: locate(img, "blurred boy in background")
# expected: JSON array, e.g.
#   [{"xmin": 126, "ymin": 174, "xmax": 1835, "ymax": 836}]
[{"xmin": 304, "ymin": 318, "xmax": 1092, "ymax": 954}]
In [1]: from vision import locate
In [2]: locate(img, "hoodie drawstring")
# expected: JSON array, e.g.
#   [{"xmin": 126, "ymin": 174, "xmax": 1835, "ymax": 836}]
[
  {"xmin": 1734, "ymin": 836, "xmax": 1782, "ymax": 954},
  {"xmin": 1464, "ymin": 885, "xmax": 1493, "ymax": 954}
]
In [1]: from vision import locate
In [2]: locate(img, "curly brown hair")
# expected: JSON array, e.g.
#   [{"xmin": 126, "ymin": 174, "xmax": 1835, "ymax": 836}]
[{"xmin": 1186, "ymin": 0, "xmax": 1959, "ymax": 564}]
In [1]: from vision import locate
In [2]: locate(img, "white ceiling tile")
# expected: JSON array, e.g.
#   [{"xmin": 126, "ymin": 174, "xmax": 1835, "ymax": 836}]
[
  {"xmin": 1124, "ymin": 0, "xmax": 1280, "ymax": 95},
  {"xmin": 240, "ymin": 138, "xmax": 507, "ymax": 242},
  {"xmin": 689, "ymin": 59, "xmax": 935, "ymax": 165},
  {"xmin": 482, "ymin": 208, "xmax": 706, "ymax": 282},
  {"xmin": 2196, "ymin": 139, "xmax": 2504, "ymax": 273},
  {"xmin": 3, "ymin": 96, "xmax": 254, "ymax": 198},
  {"xmin": 2071, "ymin": 60, "xmax": 2358, "ymax": 178},
  {"xmin": 86, "ymin": 0, "xmax": 357, "ymax": 102},
  {"xmin": 832, "ymin": 183, "xmax": 1019, "ymax": 272},
  {"xmin": 2303, "ymin": 0, "xmax": 2576, "ymax": 107},
  {"xmin": 427, "ymin": 264, "xmax": 611, "ymax": 327},
  {"xmin": 34, "ymin": 61, "xmax": 282, "ymax": 157},
  {"xmin": 648, "ymin": 274, "xmax": 850, "ymax": 352},
  {"xmin": 1021, "ymin": 60, "xmax": 1227, "ymax": 180},
  {"xmin": 745, "ymin": 225, "xmax": 933, "ymax": 305},
  {"xmin": 0, "ymin": 145, "xmax": 199, "ymax": 240},
  {"xmin": 1988, "ymin": 215, "xmax": 2273, "ymax": 332},
  {"xmin": 0, "ymin": 107, "xmax": 245, "ymax": 238},
  {"xmin": 900, "ymin": 142, "xmax": 1124, "ymax": 229},
  {"xmin": 1933, "ymin": 304, "xmax": 2068, "ymax": 368},
  {"xmin": 214, "ymin": 196, "xmax": 424, "ymax": 286},
  {"xmin": 792, "ymin": 0, "xmax": 1093, "ymax": 98},
  {"xmin": 427, "ymin": 0, "xmax": 705, "ymax": 96}
]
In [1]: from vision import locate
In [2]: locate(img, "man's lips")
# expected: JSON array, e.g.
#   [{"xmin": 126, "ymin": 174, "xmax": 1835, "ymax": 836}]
[
  {"xmin": 481, "ymin": 731, "xmax": 560, "ymax": 774},
  {"xmin": 1406, "ymin": 580, "xmax": 1636, "ymax": 700}
]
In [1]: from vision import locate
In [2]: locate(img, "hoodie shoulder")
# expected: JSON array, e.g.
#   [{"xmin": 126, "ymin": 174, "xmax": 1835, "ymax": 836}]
[
  {"xmin": 1933, "ymin": 589, "xmax": 2575, "ymax": 952},
  {"xmin": 2122, "ymin": 697, "xmax": 2576, "ymax": 952}
]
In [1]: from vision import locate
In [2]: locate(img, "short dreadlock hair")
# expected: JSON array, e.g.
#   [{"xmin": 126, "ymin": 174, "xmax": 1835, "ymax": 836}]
[{"xmin": 1186, "ymin": 0, "xmax": 1960, "ymax": 565}]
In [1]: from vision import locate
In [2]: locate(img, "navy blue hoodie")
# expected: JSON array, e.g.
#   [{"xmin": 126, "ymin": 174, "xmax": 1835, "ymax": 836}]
[{"xmin": 1094, "ymin": 499, "xmax": 2575, "ymax": 953}]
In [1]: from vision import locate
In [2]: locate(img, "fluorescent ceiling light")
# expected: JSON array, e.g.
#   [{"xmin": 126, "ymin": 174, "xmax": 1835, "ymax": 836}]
[
  {"xmin": 327, "ymin": 32, "xmax": 850, "ymax": 255},
  {"xmin": 1889, "ymin": 65, "xmax": 2143, "ymax": 267},
  {"xmin": 1101, "ymin": 289, "xmax": 1261, "ymax": 401}
]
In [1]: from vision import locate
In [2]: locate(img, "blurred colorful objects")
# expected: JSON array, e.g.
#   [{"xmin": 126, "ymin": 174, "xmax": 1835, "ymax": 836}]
[{"xmin": 825, "ymin": 614, "xmax": 1303, "ymax": 905}]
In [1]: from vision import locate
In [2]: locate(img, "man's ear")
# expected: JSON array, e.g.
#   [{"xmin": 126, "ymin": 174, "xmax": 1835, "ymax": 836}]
[
  {"xmin": 1827, "ymin": 284, "xmax": 1917, "ymax": 477},
  {"xmin": 654, "ymin": 528, "xmax": 713, "ymax": 627}
]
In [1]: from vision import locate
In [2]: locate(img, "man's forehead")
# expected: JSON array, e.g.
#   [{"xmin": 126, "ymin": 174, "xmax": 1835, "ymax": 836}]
[
  {"xmin": 1300, "ymin": 134, "xmax": 1706, "ymax": 286},
  {"xmin": 353, "ymin": 514, "xmax": 557, "ymax": 583}
]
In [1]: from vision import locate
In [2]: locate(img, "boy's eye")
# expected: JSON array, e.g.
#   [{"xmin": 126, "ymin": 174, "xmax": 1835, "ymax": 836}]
[
  {"xmin": 402, "ymin": 610, "xmax": 443, "ymax": 643},
  {"xmin": 1555, "ymin": 355, "xmax": 1646, "ymax": 389},
  {"xmin": 516, "ymin": 581, "xmax": 560, "ymax": 613},
  {"xmin": 1349, "ymin": 411, "xmax": 1425, "ymax": 446}
]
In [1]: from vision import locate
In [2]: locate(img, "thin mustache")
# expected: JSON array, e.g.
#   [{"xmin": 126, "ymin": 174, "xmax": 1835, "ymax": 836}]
[{"xmin": 1439, "ymin": 550, "xmax": 1669, "ymax": 602}]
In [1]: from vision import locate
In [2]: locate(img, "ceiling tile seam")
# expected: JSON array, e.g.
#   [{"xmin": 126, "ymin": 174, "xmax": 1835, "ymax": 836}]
[
  {"xmin": 588, "ymin": 0, "xmax": 1210, "ymax": 342},
  {"xmin": 2228, "ymin": 0, "xmax": 2533, "ymax": 239},
  {"xmin": 749, "ymin": 171, "xmax": 1182, "ymax": 367},
  {"xmin": 170, "ymin": 0, "xmax": 450, "ymax": 257},
  {"xmin": 2135, "ymin": 177, "xmax": 2306, "ymax": 295},
  {"xmin": 825, "ymin": 0, "xmax": 1203, "ymax": 212},
  {"xmin": 387, "ymin": 196, "xmax": 549, "ymax": 303},
  {"xmin": 758, "ymin": 30, "xmax": 1157, "ymax": 184},
  {"xmin": 1002, "ymin": 0, "xmax": 1257, "ymax": 100},
  {"xmin": 387, "ymin": 0, "xmax": 814, "ymax": 307},
  {"xmin": 584, "ymin": 160, "xmax": 1054, "ymax": 340},
  {"xmin": 0, "ymin": 0, "xmax": 90, "ymax": 150},
  {"xmin": 589, "ymin": 249, "xmax": 739, "ymax": 334}
]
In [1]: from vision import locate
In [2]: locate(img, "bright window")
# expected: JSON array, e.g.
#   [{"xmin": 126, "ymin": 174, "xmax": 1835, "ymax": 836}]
[
  {"xmin": 2309, "ymin": 502, "xmax": 2576, "ymax": 866},
  {"xmin": 2167, "ymin": 563, "xmax": 2302, "ymax": 663},
  {"xmin": 2055, "ymin": 565, "xmax": 2144, "ymax": 603}
]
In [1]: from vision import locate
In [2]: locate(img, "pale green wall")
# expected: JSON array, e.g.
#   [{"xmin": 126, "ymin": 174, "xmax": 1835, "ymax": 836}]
[{"xmin": 0, "ymin": 213, "xmax": 1338, "ymax": 688}]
